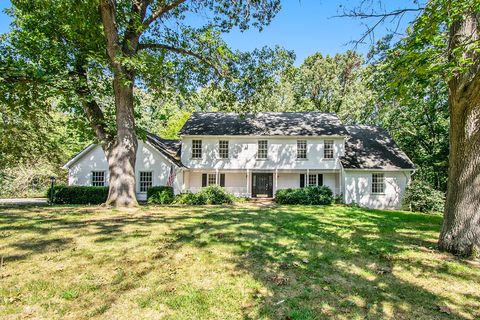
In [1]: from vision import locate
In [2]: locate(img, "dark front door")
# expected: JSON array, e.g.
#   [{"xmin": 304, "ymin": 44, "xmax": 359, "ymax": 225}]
[{"xmin": 252, "ymin": 173, "xmax": 273, "ymax": 198}]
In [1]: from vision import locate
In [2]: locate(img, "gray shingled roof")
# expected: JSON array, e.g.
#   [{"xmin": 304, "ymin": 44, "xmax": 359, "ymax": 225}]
[
  {"xmin": 146, "ymin": 133, "xmax": 184, "ymax": 168},
  {"xmin": 341, "ymin": 125, "xmax": 415, "ymax": 170},
  {"xmin": 179, "ymin": 112, "xmax": 349, "ymax": 136}
]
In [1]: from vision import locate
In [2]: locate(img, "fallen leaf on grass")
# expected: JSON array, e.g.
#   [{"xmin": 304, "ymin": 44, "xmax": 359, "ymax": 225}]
[
  {"xmin": 437, "ymin": 305, "xmax": 452, "ymax": 314},
  {"xmin": 269, "ymin": 274, "xmax": 289, "ymax": 285}
]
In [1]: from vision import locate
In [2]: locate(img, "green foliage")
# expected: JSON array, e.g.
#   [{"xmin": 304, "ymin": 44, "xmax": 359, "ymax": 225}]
[
  {"xmin": 333, "ymin": 193, "xmax": 344, "ymax": 204},
  {"xmin": 174, "ymin": 192, "xmax": 206, "ymax": 205},
  {"xmin": 147, "ymin": 186, "xmax": 174, "ymax": 205},
  {"xmin": 174, "ymin": 186, "xmax": 234, "ymax": 205},
  {"xmin": 368, "ymin": 36, "xmax": 449, "ymax": 191},
  {"xmin": 48, "ymin": 185, "xmax": 108, "ymax": 205},
  {"xmin": 403, "ymin": 180, "xmax": 445, "ymax": 213},
  {"xmin": 275, "ymin": 186, "xmax": 333, "ymax": 205}
]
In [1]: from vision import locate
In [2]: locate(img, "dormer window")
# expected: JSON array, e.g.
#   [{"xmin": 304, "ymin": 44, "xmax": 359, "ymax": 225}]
[
  {"xmin": 219, "ymin": 140, "xmax": 229, "ymax": 159},
  {"xmin": 324, "ymin": 140, "xmax": 334, "ymax": 159},
  {"xmin": 192, "ymin": 140, "xmax": 202, "ymax": 159},
  {"xmin": 257, "ymin": 140, "xmax": 268, "ymax": 159}
]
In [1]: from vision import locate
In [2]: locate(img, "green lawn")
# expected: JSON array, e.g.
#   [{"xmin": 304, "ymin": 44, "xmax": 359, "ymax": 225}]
[{"xmin": 0, "ymin": 204, "xmax": 479, "ymax": 319}]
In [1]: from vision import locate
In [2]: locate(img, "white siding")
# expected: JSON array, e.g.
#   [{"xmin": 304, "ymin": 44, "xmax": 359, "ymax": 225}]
[
  {"xmin": 181, "ymin": 136, "xmax": 345, "ymax": 170},
  {"xmin": 67, "ymin": 141, "xmax": 183, "ymax": 200},
  {"xmin": 343, "ymin": 170, "xmax": 412, "ymax": 209}
]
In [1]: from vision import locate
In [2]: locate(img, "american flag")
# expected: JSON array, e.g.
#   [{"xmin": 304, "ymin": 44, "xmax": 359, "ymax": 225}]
[{"xmin": 166, "ymin": 165, "xmax": 176, "ymax": 187}]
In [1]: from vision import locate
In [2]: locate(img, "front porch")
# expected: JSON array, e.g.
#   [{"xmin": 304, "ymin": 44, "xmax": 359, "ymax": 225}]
[{"xmin": 182, "ymin": 169, "xmax": 342, "ymax": 198}]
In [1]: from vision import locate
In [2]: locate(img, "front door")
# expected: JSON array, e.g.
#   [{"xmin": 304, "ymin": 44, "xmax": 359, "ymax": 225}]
[{"xmin": 252, "ymin": 173, "xmax": 273, "ymax": 198}]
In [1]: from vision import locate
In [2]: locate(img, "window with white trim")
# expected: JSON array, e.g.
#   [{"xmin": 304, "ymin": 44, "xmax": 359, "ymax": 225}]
[
  {"xmin": 372, "ymin": 173, "xmax": 385, "ymax": 194},
  {"xmin": 139, "ymin": 171, "xmax": 153, "ymax": 193},
  {"xmin": 257, "ymin": 140, "xmax": 268, "ymax": 159},
  {"xmin": 91, "ymin": 171, "xmax": 105, "ymax": 186},
  {"xmin": 207, "ymin": 173, "xmax": 217, "ymax": 186},
  {"xmin": 324, "ymin": 140, "xmax": 334, "ymax": 159},
  {"xmin": 308, "ymin": 174, "xmax": 317, "ymax": 187},
  {"xmin": 297, "ymin": 140, "xmax": 307, "ymax": 159},
  {"xmin": 219, "ymin": 140, "xmax": 229, "ymax": 159},
  {"xmin": 192, "ymin": 140, "xmax": 202, "ymax": 159}
]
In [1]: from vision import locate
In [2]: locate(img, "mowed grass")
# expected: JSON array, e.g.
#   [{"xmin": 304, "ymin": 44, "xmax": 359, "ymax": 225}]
[{"xmin": 0, "ymin": 204, "xmax": 479, "ymax": 320}]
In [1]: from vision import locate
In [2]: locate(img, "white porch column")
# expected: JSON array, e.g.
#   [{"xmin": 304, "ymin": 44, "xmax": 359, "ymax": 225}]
[
  {"xmin": 215, "ymin": 168, "xmax": 219, "ymax": 185},
  {"xmin": 274, "ymin": 168, "xmax": 278, "ymax": 195},
  {"xmin": 307, "ymin": 169, "xmax": 310, "ymax": 186},
  {"xmin": 246, "ymin": 169, "xmax": 250, "ymax": 197}
]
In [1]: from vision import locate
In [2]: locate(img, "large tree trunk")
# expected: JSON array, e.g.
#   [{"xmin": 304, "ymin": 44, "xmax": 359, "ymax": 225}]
[
  {"xmin": 104, "ymin": 70, "xmax": 138, "ymax": 207},
  {"xmin": 438, "ymin": 11, "xmax": 480, "ymax": 257}
]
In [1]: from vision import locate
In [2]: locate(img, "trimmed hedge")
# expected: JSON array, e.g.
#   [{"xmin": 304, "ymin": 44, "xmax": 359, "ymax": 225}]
[
  {"xmin": 403, "ymin": 180, "xmax": 444, "ymax": 213},
  {"xmin": 147, "ymin": 186, "xmax": 174, "ymax": 204},
  {"xmin": 275, "ymin": 186, "xmax": 333, "ymax": 205},
  {"xmin": 48, "ymin": 185, "xmax": 109, "ymax": 204},
  {"xmin": 174, "ymin": 185, "xmax": 234, "ymax": 205}
]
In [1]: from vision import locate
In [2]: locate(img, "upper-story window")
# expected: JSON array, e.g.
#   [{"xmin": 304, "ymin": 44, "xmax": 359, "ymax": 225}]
[
  {"xmin": 91, "ymin": 171, "xmax": 105, "ymax": 186},
  {"xmin": 219, "ymin": 140, "xmax": 229, "ymax": 159},
  {"xmin": 372, "ymin": 173, "xmax": 385, "ymax": 194},
  {"xmin": 324, "ymin": 140, "xmax": 334, "ymax": 159},
  {"xmin": 192, "ymin": 139, "xmax": 202, "ymax": 159},
  {"xmin": 297, "ymin": 140, "xmax": 307, "ymax": 159},
  {"xmin": 257, "ymin": 140, "xmax": 268, "ymax": 159}
]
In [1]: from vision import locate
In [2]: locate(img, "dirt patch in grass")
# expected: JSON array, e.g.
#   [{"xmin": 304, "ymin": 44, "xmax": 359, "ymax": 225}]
[{"xmin": 0, "ymin": 204, "xmax": 479, "ymax": 319}]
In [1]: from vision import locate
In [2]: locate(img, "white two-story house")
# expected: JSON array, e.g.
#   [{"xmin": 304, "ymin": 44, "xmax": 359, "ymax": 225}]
[{"xmin": 63, "ymin": 112, "xmax": 415, "ymax": 209}]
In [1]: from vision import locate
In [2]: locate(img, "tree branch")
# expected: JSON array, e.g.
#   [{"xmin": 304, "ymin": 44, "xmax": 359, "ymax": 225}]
[
  {"xmin": 99, "ymin": 0, "xmax": 122, "ymax": 68},
  {"xmin": 138, "ymin": 42, "xmax": 225, "ymax": 77},
  {"xmin": 74, "ymin": 64, "xmax": 112, "ymax": 144},
  {"xmin": 335, "ymin": 6, "xmax": 425, "ymax": 48},
  {"xmin": 142, "ymin": 0, "xmax": 188, "ymax": 27},
  {"xmin": 334, "ymin": 8, "xmax": 425, "ymax": 20}
]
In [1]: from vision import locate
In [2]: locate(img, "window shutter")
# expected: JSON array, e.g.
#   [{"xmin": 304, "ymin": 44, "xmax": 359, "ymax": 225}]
[
  {"xmin": 318, "ymin": 174, "xmax": 323, "ymax": 186},
  {"xmin": 202, "ymin": 174, "xmax": 207, "ymax": 187},
  {"xmin": 300, "ymin": 174, "xmax": 305, "ymax": 188},
  {"xmin": 220, "ymin": 174, "xmax": 225, "ymax": 187}
]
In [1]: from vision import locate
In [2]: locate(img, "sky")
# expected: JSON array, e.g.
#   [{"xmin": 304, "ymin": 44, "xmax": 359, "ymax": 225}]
[{"xmin": 0, "ymin": 0, "xmax": 417, "ymax": 65}]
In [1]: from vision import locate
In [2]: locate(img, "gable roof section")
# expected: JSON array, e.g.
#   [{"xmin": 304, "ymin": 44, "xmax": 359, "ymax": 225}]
[
  {"xmin": 146, "ymin": 133, "xmax": 184, "ymax": 168},
  {"xmin": 63, "ymin": 134, "xmax": 184, "ymax": 169},
  {"xmin": 62, "ymin": 144, "xmax": 97, "ymax": 169},
  {"xmin": 179, "ymin": 112, "xmax": 349, "ymax": 136},
  {"xmin": 341, "ymin": 125, "xmax": 415, "ymax": 170}
]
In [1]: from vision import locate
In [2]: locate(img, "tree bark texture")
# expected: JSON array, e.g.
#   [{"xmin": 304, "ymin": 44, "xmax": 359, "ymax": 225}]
[
  {"xmin": 99, "ymin": 0, "xmax": 141, "ymax": 207},
  {"xmin": 104, "ymin": 70, "xmax": 138, "ymax": 207},
  {"xmin": 438, "ymin": 10, "xmax": 480, "ymax": 256}
]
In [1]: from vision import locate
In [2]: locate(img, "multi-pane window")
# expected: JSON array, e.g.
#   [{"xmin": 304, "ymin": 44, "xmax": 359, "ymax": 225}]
[
  {"xmin": 139, "ymin": 171, "xmax": 153, "ymax": 193},
  {"xmin": 308, "ymin": 174, "xmax": 317, "ymax": 187},
  {"xmin": 257, "ymin": 140, "xmax": 268, "ymax": 159},
  {"xmin": 297, "ymin": 140, "xmax": 307, "ymax": 159},
  {"xmin": 324, "ymin": 140, "xmax": 334, "ymax": 159},
  {"xmin": 192, "ymin": 140, "xmax": 202, "ymax": 159},
  {"xmin": 219, "ymin": 140, "xmax": 229, "ymax": 159},
  {"xmin": 372, "ymin": 173, "xmax": 385, "ymax": 194},
  {"xmin": 91, "ymin": 171, "xmax": 105, "ymax": 186},
  {"xmin": 207, "ymin": 173, "xmax": 217, "ymax": 186}
]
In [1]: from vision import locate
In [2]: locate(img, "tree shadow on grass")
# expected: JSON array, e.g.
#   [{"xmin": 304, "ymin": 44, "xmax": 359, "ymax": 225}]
[
  {"xmin": 166, "ymin": 206, "xmax": 478, "ymax": 319},
  {"xmin": 0, "ymin": 205, "xmax": 478, "ymax": 319}
]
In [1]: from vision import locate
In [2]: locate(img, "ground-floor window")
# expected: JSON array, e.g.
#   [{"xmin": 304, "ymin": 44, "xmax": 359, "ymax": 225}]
[
  {"xmin": 139, "ymin": 171, "xmax": 153, "ymax": 192},
  {"xmin": 202, "ymin": 173, "xmax": 226, "ymax": 187},
  {"xmin": 301, "ymin": 173, "xmax": 324, "ymax": 188},
  {"xmin": 208, "ymin": 173, "xmax": 217, "ymax": 186},
  {"xmin": 372, "ymin": 173, "xmax": 385, "ymax": 194},
  {"xmin": 91, "ymin": 171, "xmax": 105, "ymax": 186}
]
